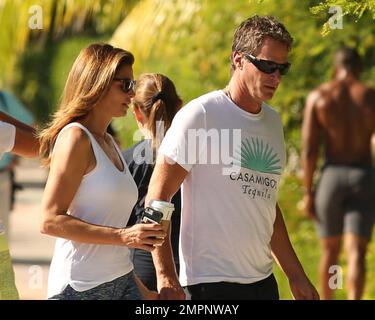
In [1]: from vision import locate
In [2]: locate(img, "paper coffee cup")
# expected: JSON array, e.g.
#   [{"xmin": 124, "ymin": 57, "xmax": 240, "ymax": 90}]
[
  {"xmin": 148, "ymin": 200, "xmax": 175, "ymax": 221},
  {"xmin": 148, "ymin": 200, "xmax": 175, "ymax": 243}
]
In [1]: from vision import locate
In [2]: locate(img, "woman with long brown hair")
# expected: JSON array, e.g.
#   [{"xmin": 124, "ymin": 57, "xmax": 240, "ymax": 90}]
[{"xmin": 39, "ymin": 44, "xmax": 165, "ymax": 300}]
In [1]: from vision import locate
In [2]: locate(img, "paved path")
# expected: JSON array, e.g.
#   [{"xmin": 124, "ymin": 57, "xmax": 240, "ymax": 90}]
[{"xmin": 8, "ymin": 158, "xmax": 54, "ymax": 300}]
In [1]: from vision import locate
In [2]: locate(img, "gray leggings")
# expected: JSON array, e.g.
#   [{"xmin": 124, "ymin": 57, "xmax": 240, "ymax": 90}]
[
  {"xmin": 315, "ymin": 165, "xmax": 375, "ymax": 239},
  {"xmin": 49, "ymin": 272, "xmax": 142, "ymax": 300}
]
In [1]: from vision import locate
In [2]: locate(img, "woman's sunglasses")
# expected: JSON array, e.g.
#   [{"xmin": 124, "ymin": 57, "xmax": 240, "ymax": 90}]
[
  {"xmin": 244, "ymin": 53, "xmax": 291, "ymax": 75},
  {"xmin": 114, "ymin": 78, "xmax": 137, "ymax": 92}
]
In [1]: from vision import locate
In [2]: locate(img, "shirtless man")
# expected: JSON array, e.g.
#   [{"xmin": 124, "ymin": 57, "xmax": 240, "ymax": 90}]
[{"xmin": 302, "ymin": 47, "xmax": 375, "ymax": 300}]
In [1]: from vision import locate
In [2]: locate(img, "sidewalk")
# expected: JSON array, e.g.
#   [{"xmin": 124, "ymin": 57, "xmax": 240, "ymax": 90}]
[{"xmin": 8, "ymin": 158, "xmax": 55, "ymax": 300}]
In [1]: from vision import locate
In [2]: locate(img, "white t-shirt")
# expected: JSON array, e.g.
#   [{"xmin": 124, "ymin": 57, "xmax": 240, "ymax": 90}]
[
  {"xmin": 47, "ymin": 123, "xmax": 138, "ymax": 297},
  {"xmin": 159, "ymin": 90, "xmax": 286, "ymax": 286},
  {"xmin": 0, "ymin": 121, "xmax": 16, "ymax": 159}
]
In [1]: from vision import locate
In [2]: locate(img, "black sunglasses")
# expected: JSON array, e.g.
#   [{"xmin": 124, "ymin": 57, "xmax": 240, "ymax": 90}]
[
  {"xmin": 244, "ymin": 53, "xmax": 291, "ymax": 75},
  {"xmin": 113, "ymin": 78, "xmax": 136, "ymax": 92}
]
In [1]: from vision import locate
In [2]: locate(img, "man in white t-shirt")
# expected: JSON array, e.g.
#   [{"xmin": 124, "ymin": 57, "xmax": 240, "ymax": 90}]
[{"xmin": 145, "ymin": 15, "xmax": 319, "ymax": 300}]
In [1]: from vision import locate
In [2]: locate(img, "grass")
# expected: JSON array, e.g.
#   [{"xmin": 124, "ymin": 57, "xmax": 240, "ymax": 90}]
[{"xmin": 275, "ymin": 174, "xmax": 375, "ymax": 300}]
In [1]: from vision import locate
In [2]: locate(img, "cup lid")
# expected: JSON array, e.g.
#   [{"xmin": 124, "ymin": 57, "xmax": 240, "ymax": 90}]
[{"xmin": 149, "ymin": 200, "xmax": 175, "ymax": 209}]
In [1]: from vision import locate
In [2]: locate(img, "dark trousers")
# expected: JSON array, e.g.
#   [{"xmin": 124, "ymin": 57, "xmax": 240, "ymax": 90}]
[
  {"xmin": 186, "ymin": 274, "xmax": 279, "ymax": 300},
  {"xmin": 132, "ymin": 248, "xmax": 179, "ymax": 291}
]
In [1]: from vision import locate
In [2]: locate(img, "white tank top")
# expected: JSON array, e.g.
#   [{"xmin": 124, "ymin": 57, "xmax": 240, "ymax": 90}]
[{"xmin": 47, "ymin": 122, "xmax": 138, "ymax": 297}]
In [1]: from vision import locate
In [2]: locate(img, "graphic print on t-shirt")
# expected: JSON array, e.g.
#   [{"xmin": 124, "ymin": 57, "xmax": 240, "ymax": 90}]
[
  {"xmin": 235, "ymin": 137, "xmax": 282, "ymax": 175},
  {"xmin": 229, "ymin": 137, "xmax": 282, "ymax": 201}
]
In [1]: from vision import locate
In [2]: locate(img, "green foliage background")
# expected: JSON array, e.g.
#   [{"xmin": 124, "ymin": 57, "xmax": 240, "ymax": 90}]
[{"xmin": 3, "ymin": 0, "xmax": 375, "ymax": 155}]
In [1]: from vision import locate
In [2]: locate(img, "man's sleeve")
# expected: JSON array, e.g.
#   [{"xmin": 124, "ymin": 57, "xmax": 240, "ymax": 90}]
[
  {"xmin": 0, "ymin": 121, "xmax": 16, "ymax": 155},
  {"xmin": 159, "ymin": 101, "xmax": 206, "ymax": 172},
  {"xmin": 2, "ymin": 92, "xmax": 34, "ymax": 125}
]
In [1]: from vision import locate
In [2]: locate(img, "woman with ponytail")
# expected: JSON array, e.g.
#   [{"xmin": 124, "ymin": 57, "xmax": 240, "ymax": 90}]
[
  {"xmin": 39, "ymin": 44, "xmax": 165, "ymax": 300},
  {"xmin": 123, "ymin": 73, "xmax": 182, "ymax": 293}
]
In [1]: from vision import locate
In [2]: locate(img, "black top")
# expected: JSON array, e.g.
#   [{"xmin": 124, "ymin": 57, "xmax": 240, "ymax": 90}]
[{"xmin": 123, "ymin": 140, "xmax": 181, "ymax": 259}]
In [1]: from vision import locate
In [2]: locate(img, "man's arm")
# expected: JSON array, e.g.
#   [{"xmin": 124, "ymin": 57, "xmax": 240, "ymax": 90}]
[
  {"xmin": 0, "ymin": 111, "xmax": 39, "ymax": 157},
  {"xmin": 145, "ymin": 155, "xmax": 188, "ymax": 300},
  {"xmin": 271, "ymin": 203, "xmax": 319, "ymax": 300},
  {"xmin": 301, "ymin": 91, "xmax": 321, "ymax": 220}
]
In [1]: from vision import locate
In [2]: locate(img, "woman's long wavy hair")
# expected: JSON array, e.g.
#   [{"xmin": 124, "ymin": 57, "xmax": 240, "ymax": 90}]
[{"xmin": 39, "ymin": 43, "xmax": 134, "ymax": 166}]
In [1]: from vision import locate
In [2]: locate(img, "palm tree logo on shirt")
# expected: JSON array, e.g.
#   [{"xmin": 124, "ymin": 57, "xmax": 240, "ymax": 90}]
[{"xmin": 234, "ymin": 137, "xmax": 282, "ymax": 175}]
